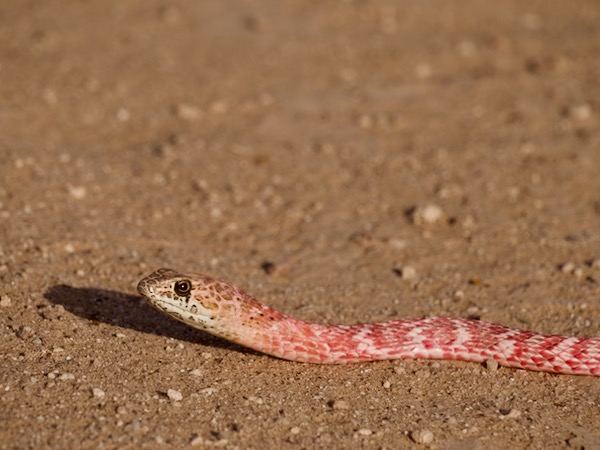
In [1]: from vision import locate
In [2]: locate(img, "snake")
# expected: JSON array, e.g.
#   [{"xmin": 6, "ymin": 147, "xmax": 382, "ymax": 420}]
[{"xmin": 137, "ymin": 268, "xmax": 600, "ymax": 376}]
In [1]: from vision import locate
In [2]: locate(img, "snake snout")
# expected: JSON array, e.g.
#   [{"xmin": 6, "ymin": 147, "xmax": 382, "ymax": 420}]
[
  {"xmin": 137, "ymin": 278, "xmax": 153, "ymax": 296},
  {"xmin": 138, "ymin": 268, "xmax": 183, "ymax": 296}
]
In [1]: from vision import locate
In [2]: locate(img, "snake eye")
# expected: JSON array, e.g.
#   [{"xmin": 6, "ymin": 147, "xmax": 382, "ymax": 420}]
[{"xmin": 174, "ymin": 280, "xmax": 192, "ymax": 296}]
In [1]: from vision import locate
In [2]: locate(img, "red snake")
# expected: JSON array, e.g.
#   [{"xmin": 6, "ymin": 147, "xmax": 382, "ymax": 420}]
[{"xmin": 138, "ymin": 268, "xmax": 600, "ymax": 376}]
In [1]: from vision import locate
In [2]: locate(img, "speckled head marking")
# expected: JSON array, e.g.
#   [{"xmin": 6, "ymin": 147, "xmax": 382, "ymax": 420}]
[
  {"xmin": 137, "ymin": 268, "xmax": 226, "ymax": 334},
  {"xmin": 137, "ymin": 268, "xmax": 285, "ymax": 344},
  {"xmin": 137, "ymin": 268, "xmax": 600, "ymax": 375}
]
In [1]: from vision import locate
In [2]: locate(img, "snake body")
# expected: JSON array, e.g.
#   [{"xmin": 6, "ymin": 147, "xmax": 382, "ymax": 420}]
[{"xmin": 137, "ymin": 268, "xmax": 600, "ymax": 376}]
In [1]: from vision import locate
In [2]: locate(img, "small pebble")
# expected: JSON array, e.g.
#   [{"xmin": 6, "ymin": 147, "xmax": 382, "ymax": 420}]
[
  {"xmin": 453, "ymin": 290, "xmax": 465, "ymax": 299},
  {"xmin": 16, "ymin": 326, "xmax": 34, "ymax": 339},
  {"xmin": 559, "ymin": 261, "xmax": 583, "ymax": 277},
  {"xmin": 189, "ymin": 369, "xmax": 202, "ymax": 377},
  {"xmin": 382, "ymin": 380, "xmax": 391, "ymax": 389},
  {"xmin": 116, "ymin": 108, "xmax": 130, "ymax": 122},
  {"xmin": 485, "ymin": 359, "xmax": 499, "ymax": 372},
  {"xmin": 32, "ymin": 338, "xmax": 42, "ymax": 346},
  {"xmin": 190, "ymin": 435, "xmax": 204, "ymax": 446},
  {"xmin": 68, "ymin": 185, "xmax": 87, "ymax": 200},
  {"xmin": 410, "ymin": 204, "xmax": 444, "ymax": 225},
  {"xmin": 167, "ymin": 389, "xmax": 183, "ymax": 401},
  {"xmin": 415, "ymin": 63, "xmax": 432, "ymax": 79},
  {"xmin": 411, "ymin": 429, "xmax": 434, "ymax": 444},
  {"xmin": 201, "ymin": 387, "xmax": 216, "ymax": 396},
  {"xmin": 394, "ymin": 366, "xmax": 406, "ymax": 375},
  {"xmin": 58, "ymin": 373, "xmax": 75, "ymax": 381},
  {"xmin": 499, "ymin": 409, "xmax": 521, "ymax": 420},
  {"xmin": 0, "ymin": 295, "xmax": 12, "ymax": 307},
  {"xmin": 175, "ymin": 103, "xmax": 203, "ymax": 121},
  {"xmin": 357, "ymin": 428, "xmax": 373, "ymax": 436},
  {"xmin": 92, "ymin": 388, "xmax": 105, "ymax": 398},
  {"xmin": 331, "ymin": 400, "xmax": 350, "ymax": 410},
  {"xmin": 247, "ymin": 396, "xmax": 263, "ymax": 405},
  {"xmin": 570, "ymin": 103, "xmax": 592, "ymax": 121},
  {"xmin": 290, "ymin": 426, "xmax": 300, "ymax": 435},
  {"xmin": 398, "ymin": 266, "xmax": 417, "ymax": 281}
]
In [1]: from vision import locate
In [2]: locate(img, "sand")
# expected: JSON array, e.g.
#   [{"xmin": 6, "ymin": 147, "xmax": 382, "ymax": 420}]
[{"xmin": 1, "ymin": 0, "xmax": 600, "ymax": 448}]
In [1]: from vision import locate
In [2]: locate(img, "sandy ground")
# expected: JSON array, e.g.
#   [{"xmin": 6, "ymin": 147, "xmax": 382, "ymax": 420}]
[{"xmin": 1, "ymin": 0, "xmax": 600, "ymax": 448}]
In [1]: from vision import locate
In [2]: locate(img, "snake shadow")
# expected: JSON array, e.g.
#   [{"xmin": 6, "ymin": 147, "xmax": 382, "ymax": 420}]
[{"xmin": 44, "ymin": 284, "xmax": 257, "ymax": 356}]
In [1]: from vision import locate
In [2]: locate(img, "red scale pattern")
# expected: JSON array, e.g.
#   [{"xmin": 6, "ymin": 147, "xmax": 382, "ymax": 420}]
[{"xmin": 247, "ymin": 312, "xmax": 600, "ymax": 375}]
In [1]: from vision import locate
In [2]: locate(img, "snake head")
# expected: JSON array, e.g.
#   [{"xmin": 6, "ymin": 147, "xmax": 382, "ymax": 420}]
[
  {"xmin": 137, "ymin": 268, "xmax": 223, "ymax": 332},
  {"xmin": 137, "ymin": 269, "xmax": 258, "ymax": 341}
]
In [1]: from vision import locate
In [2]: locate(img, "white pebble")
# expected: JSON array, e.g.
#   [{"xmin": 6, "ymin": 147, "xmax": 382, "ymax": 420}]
[
  {"xmin": 560, "ymin": 262, "xmax": 576, "ymax": 274},
  {"xmin": 331, "ymin": 399, "xmax": 350, "ymax": 410},
  {"xmin": 0, "ymin": 295, "xmax": 12, "ymax": 307},
  {"xmin": 290, "ymin": 426, "xmax": 300, "ymax": 435},
  {"xmin": 58, "ymin": 373, "xmax": 75, "ymax": 381},
  {"xmin": 394, "ymin": 366, "xmax": 406, "ymax": 375},
  {"xmin": 357, "ymin": 428, "xmax": 373, "ymax": 436},
  {"xmin": 92, "ymin": 388, "xmax": 105, "ymax": 398},
  {"xmin": 189, "ymin": 369, "xmax": 202, "ymax": 377},
  {"xmin": 247, "ymin": 396, "xmax": 263, "ymax": 405},
  {"xmin": 382, "ymin": 380, "xmax": 391, "ymax": 389},
  {"xmin": 571, "ymin": 103, "xmax": 592, "ymax": 121},
  {"xmin": 485, "ymin": 359, "xmax": 499, "ymax": 372},
  {"xmin": 453, "ymin": 290, "xmax": 465, "ymax": 299},
  {"xmin": 411, "ymin": 429, "xmax": 434, "ymax": 444},
  {"xmin": 410, "ymin": 204, "xmax": 444, "ymax": 225},
  {"xmin": 68, "ymin": 185, "xmax": 87, "ymax": 200},
  {"xmin": 399, "ymin": 266, "xmax": 417, "ymax": 281},
  {"xmin": 167, "ymin": 389, "xmax": 183, "ymax": 401}
]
